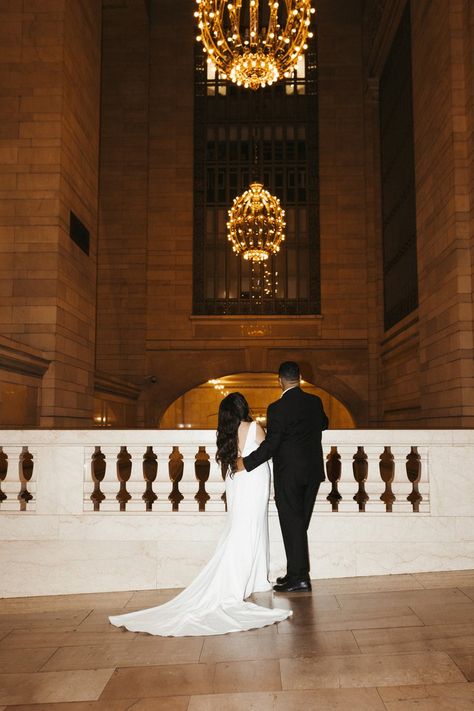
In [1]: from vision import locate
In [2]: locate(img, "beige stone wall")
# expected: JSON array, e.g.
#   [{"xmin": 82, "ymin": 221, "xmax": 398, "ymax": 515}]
[
  {"xmin": 0, "ymin": 0, "xmax": 102, "ymax": 426},
  {"xmin": 3, "ymin": 0, "xmax": 473, "ymax": 428},
  {"xmin": 363, "ymin": 0, "xmax": 474, "ymax": 427}
]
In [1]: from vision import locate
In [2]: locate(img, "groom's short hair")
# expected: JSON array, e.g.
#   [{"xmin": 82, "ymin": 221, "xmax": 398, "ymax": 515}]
[{"xmin": 279, "ymin": 361, "xmax": 300, "ymax": 382}]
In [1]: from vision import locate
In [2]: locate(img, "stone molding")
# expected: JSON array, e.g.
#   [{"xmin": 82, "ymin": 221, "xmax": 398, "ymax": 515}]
[
  {"xmin": 0, "ymin": 336, "xmax": 50, "ymax": 379},
  {"xmin": 94, "ymin": 372, "xmax": 142, "ymax": 401}
]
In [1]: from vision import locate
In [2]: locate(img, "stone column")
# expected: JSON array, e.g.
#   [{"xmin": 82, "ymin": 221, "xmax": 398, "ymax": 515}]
[
  {"xmin": 0, "ymin": 0, "xmax": 102, "ymax": 426},
  {"xmin": 95, "ymin": 0, "xmax": 150, "ymax": 402},
  {"xmin": 412, "ymin": 0, "xmax": 474, "ymax": 426}
]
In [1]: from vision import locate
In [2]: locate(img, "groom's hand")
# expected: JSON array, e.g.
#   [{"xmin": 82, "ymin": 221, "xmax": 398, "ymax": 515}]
[{"xmin": 235, "ymin": 457, "xmax": 245, "ymax": 472}]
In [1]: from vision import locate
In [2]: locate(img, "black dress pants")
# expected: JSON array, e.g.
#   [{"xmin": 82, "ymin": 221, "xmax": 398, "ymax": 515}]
[{"xmin": 275, "ymin": 474, "xmax": 321, "ymax": 581}]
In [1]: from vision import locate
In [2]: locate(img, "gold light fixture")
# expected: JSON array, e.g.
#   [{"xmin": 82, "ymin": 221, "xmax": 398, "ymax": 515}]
[
  {"xmin": 195, "ymin": 0, "xmax": 315, "ymax": 90},
  {"xmin": 227, "ymin": 181, "xmax": 285, "ymax": 262}
]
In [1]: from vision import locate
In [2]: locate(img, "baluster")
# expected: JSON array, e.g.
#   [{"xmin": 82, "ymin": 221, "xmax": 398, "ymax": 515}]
[
  {"xmin": 352, "ymin": 446, "xmax": 369, "ymax": 512},
  {"xmin": 194, "ymin": 446, "xmax": 210, "ymax": 512},
  {"xmin": 142, "ymin": 446, "xmax": 158, "ymax": 511},
  {"xmin": 221, "ymin": 462, "xmax": 227, "ymax": 511},
  {"xmin": 18, "ymin": 447, "xmax": 34, "ymax": 511},
  {"xmin": 406, "ymin": 446, "xmax": 422, "ymax": 512},
  {"xmin": 379, "ymin": 446, "xmax": 396, "ymax": 512},
  {"xmin": 168, "ymin": 446, "xmax": 184, "ymax": 511},
  {"xmin": 0, "ymin": 447, "xmax": 8, "ymax": 504},
  {"xmin": 326, "ymin": 446, "xmax": 342, "ymax": 512},
  {"xmin": 116, "ymin": 446, "xmax": 132, "ymax": 511},
  {"xmin": 91, "ymin": 446, "xmax": 106, "ymax": 511}
]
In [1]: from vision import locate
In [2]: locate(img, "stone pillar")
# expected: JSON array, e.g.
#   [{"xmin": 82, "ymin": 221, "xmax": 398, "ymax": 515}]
[
  {"xmin": 95, "ymin": 0, "xmax": 150, "ymax": 400},
  {"xmin": 0, "ymin": 0, "xmax": 102, "ymax": 426},
  {"xmin": 412, "ymin": 0, "xmax": 474, "ymax": 425}
]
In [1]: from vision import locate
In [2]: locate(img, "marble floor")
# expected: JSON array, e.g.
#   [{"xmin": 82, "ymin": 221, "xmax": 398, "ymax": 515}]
[{"xmin": 0, "ymin": 571, "xmax": 474, "ymax": 710}]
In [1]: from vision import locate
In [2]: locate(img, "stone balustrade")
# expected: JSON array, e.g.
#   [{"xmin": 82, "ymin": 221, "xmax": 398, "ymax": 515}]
[{"xmin": 0, "ymin": 429, "xmax": 473, "ymax": 597}]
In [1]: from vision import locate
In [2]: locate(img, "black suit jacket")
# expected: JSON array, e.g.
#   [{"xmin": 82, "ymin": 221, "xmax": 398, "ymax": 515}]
[{"xmin": 243, "ymin": 387, "xmax": 329, "ymax": 483}]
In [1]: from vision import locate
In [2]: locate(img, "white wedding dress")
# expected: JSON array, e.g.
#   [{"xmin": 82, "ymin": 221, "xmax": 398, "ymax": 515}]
[{"xmin": 109, "ymin": 421, "xmax": 292, "ymax": 636}]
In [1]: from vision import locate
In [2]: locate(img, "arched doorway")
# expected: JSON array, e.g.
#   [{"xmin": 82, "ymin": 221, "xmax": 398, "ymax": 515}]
[{"xmin": 159, "ymin": 372, "xmax": 355, "ymax": 429}]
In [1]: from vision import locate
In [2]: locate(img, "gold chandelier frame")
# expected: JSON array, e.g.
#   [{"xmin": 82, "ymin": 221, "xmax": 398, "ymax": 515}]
[{"xmin": 195, "ymin": 0, "xmax": 315, "ymax": 90}]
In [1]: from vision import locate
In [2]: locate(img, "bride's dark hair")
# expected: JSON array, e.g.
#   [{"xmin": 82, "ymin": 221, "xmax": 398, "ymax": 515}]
[{"xmin": 216, "ymin": 392, "xmax": 252, "ymax": 475}]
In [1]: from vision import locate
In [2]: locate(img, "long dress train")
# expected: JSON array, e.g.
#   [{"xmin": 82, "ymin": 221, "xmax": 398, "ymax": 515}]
[{"xmin": 109, "ymin": 421, "xmax": 292, "ymax": 636}]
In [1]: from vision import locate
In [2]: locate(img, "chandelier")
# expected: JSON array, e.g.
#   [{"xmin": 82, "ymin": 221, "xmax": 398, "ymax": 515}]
[
  {"xmin": 195, "ymin": 0, "xmax": 315, "ymax": 90},
  {"xmin": 227, "ymin": 182, "xmax": 285, "ymax": 262}
]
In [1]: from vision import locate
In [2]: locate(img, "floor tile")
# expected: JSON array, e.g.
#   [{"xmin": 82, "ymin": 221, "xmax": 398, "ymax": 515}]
[
  {"xmin": 124, "ymin": 588, "xmax": 182, "ymax": 608},
  {"xmin": 100, "ymin": 663, "xmax": 216, "ymax": 699},
  {"xmin": 275, "ymin": 628, "xmax": 360, "ymax": 658},
  {"xmin": 213, "ymin": 659, "xmax": 281, "ymax": 693},
  {"xmin": 0, "ymin": 609, "xmax": 91, "ymax": 631},
  {"xmin": 449, "ymin": 653, "xmax": 474, "ymax": 681},
  {"xmin": 0, "ymin": 591, "xmax": 134, "ymax": 614},
  {"xmin": 188, "ymin": 688, "xmax": 386, "ymax": 711},
  {"xmin": 2, "ymin": 702, "xmax": 140, "ymax": 711},
  {"xmin": 0, "ymin": 669, "xmax": 114, "ymax": 705},
  {"xmin": 0, "ymin": 627, "xmax": 138, "ymax": 650},
  {"xmin": 378, "ymin": 681, "xmax": 474, "ymax": 710},
  {"xmin": 75, "ymin": 608, "xmax": 127, "ymax": 628},
  {"xmin": 4, "ymin": 699, "xmax": 190, "ymax": 711},
  {"xmin": 128, "ymin": 700, "xmax": 190, "ymax": 711},
  {"xmin": 42, "ymin": 635, "xmax": 203, "ymax": 671},
  {"xmin": 409, "ymin": 602, "xmax": 474, "ymax": 626},
  {"xmin": 251, "ymin": 590, "xmax": 340, "ymax": 611},
  {"xmin": 0, "ymin": 646, "xmax": 57, "ymax": 674},
  {"xmin": 280, "ymin": 651, "xmax": 466, "ymax": 689},
  {"xmin": 336, "ymin": 587, "xmax": 472, "ymax": 611},
  {"xmin": 101, "ymin": 658, "xmax": 281, "ymax": 699},
  {"xmin": 201, "ymin": 628, "xmax": 359, "ymax": 662},
  {"xmin": 414, "ymin": 571, "xmax": 474, "ymax": 589},
  {"xmin": 354, "ymin": 623, "xmax": 474, "ymax": 655},
  {"xmin": 310, "ymin": 574, "xmax": 424, "ymax": 595},
  {"xmin": 1, "ymin": 573, "xmax": 474, "ymax": 709},
  {"xmin": 276, "ymin": 605, "xmax": 423, "ymax": 633},
  {"xmin": 200, "ymin": 630, "xmax": 279, "ymax": 662}
]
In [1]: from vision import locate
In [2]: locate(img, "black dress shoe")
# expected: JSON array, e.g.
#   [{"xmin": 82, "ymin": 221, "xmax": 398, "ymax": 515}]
[
  {"xmin": 276, "ymin": 574, "xmax": 289, "ymax": 585},
  {"xmin": 273, "ymin": 579, "xmax": 312, "ymax": 593}
]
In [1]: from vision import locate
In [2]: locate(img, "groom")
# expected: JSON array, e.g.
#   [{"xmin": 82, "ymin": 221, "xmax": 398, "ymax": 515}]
[{"xmin": 236, "ymin": 361, "xmax": 328, "ymax": 592}]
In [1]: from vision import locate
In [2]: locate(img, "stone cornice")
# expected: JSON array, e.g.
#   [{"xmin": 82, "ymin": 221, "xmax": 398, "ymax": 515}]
[
  {"xmin": 94, "ymin": 371, "xmax": 142, "ymax": 400},
  {"xmin": 0, "ymin": 336, "xmax": 50, "ymax": 378}
]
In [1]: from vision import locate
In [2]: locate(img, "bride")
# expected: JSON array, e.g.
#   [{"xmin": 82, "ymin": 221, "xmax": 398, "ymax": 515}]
[{"xmin": 109, "ymin": 392, "xmax": 292, "ymax": 636}]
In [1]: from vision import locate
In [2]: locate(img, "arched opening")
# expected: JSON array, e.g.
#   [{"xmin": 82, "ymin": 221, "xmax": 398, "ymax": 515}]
[{"xmin": 159, "ymin": 372, "xmax": 355, "ymax": 429}]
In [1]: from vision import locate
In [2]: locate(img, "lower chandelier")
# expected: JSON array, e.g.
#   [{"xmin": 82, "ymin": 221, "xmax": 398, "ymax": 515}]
[{"xmin": 227, "ymin": 182, "xmax": 286, "ymax": 262}]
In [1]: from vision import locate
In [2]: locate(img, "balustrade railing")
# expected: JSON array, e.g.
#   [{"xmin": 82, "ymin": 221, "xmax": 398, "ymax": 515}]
[
  {"xmin": 0, "ymin": 430, "xmax": 432, "ymax": 514},
  {"xmin": 2, "ymin": 429, "xmax": 474, "ymax": 596}
]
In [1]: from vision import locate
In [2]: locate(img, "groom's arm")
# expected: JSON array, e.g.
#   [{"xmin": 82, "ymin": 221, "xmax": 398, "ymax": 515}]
[{"xmin": 241, "ymin": 403, "xmax": 284, "ymax": 472}]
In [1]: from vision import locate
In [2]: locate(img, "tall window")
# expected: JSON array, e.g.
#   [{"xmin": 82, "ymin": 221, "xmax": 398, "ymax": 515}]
[
  {"xmin": 379, "ymin": 3, "xmax": 418, "ymax": 331},
  {"xmin": 193, "ymin": 43, "xmax": 319, "ymax": 315}
]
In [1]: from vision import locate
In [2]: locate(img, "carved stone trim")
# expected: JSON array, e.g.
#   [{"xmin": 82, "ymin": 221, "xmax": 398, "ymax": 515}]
[
  {"xmin": 94, "ymin": 372, "xmax": 141, "ymax": 400},
  {"xmin": 0, "ymin": 337, "xmax": 49, "ymax": 378},
  {"xmin": 189, "ymin": 314, "xmax": 323, "ymax": 340}
]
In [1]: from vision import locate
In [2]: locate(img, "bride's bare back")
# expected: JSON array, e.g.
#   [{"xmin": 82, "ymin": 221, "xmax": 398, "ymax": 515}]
[{"xmin": 238, "ymin": 420, "xmax": 265, "ymax": 455}]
